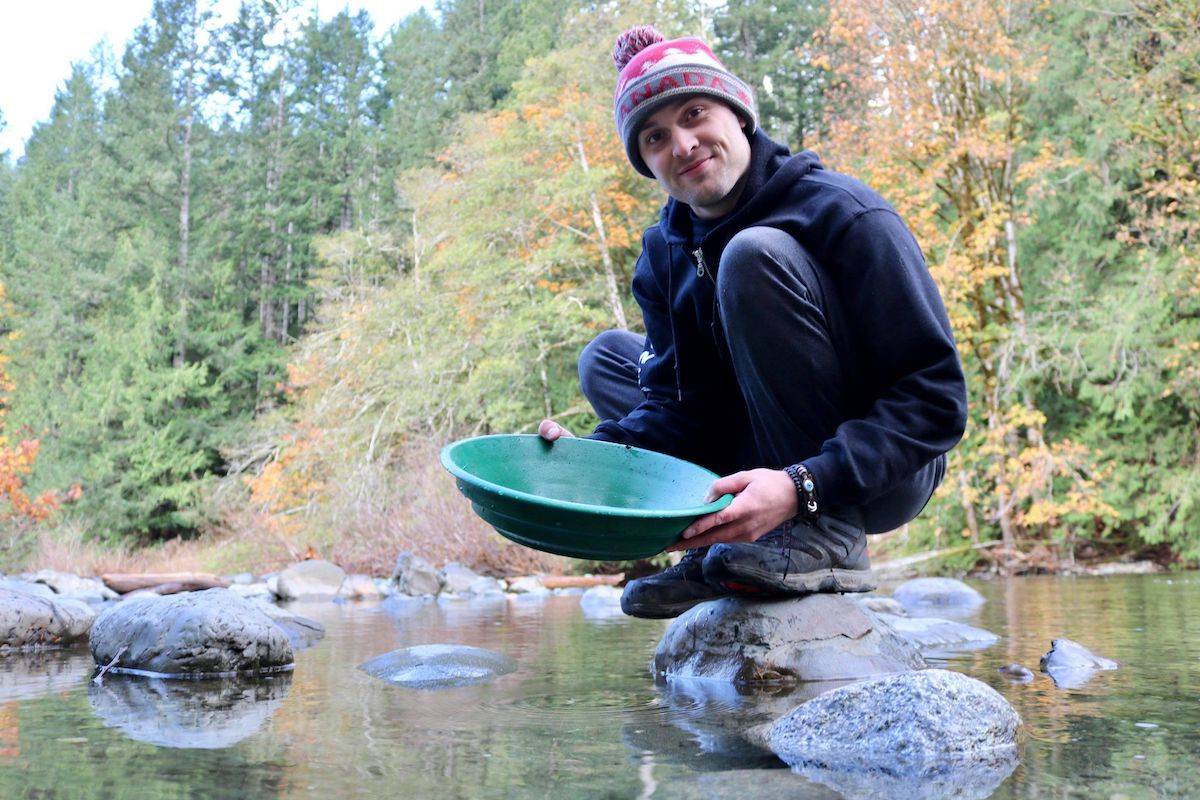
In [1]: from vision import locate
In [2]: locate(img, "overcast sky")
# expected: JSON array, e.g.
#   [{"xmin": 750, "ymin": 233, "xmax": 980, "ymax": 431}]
[{"xmin": 0, "ymin": 0, "xmax": 431, "ymax": 158}]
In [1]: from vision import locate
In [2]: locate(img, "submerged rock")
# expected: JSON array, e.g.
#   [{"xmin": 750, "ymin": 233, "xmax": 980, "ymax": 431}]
[
  {"xmin": 275, "ymin": 560, "xmax": 346, "ymax": 600},
  {"xmin": 999, "ymin": 663, "xmax": 1035, "ymax": 682},
  {"xmin": 1040, "ymin": 638, "xmax": 1118, "ymax": 688},
  {"xmin": 89, "ymin": 588, "xmax": 294, "ymax": 677},
  {"xmin": 0, "ymin": 588, "xmax": 96, "ymax": 651},
  {"xmin": 390, "ymin": 552, "xmax": 442, "ymax": 597},
  {"xmin": 880, "ymin": 615, "xmax": 999, "ymax": 650},
  {"xmin": 89, "ymin": 673, "xmax": 291, "ymax": 749},
  {"xmin": 359, "ymin": 644, "xmax": 515, "ymax": 689},
  {"xmin": 653, "ymin": 595, "xmax": 924, "ymax": 685},
  {"xmin": 892, "ymin": 577, "xmax": 986, "ymax": 617},
  {"xmin": 768, "ymin": 669, "xmax": 1021, "ymax": 800},
  {"xmin": 580, "ymin": 586, "xmax": 626, "ymax": 620}
]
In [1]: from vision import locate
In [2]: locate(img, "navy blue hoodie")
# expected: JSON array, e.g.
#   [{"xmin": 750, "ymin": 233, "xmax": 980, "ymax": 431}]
[{"xmin": 592, "ymin": 130, "xmax": 967, "ymax": 510}]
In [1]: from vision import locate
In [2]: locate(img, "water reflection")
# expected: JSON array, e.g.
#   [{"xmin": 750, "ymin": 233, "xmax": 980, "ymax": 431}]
[
  {"xmin": 0, "ymin": 649, "xmax": 92, "ymax": 702},
  {"xmin": 89, "ymin": 673, "xmax": 291, "ymax": 749}
]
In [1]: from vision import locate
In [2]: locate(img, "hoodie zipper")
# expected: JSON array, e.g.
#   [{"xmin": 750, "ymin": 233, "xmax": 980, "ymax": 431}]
[{"xmin": 693, "ymin": 246, "xmax": 725, "ymax": 361}]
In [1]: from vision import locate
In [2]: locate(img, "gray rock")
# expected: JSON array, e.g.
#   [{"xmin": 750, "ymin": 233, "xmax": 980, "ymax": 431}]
[
  {"xmin": 768, "ymin": 669, "xmax": 1021, "ymax": 800},
  {"xmin": 89, "ymin": 673, "xmax": 291, "ymax": 749},
  {"xmin": 0, "ymin": 579, "xmax": 56, "ymax": 599},
  {"xmin": 23, "ymin": 570, "xmax": 119, "ymax": 601},
  {"xmin": 359, "ymin": 644, "xmax": 515, "ymax": 689},
  {"xmin": 880, "ymin": 615, "xmax": 999, "ymax": 650},
  {"xmin": 336, "ymin": 574, "xmax": 382, "ymax": 600},
  {"xmin": 999, "ymin": 663, "xmax": 1034, "ymax": 682},
  {"xmin": 859, "ymin": 596, "xmax": 908, "ymax": 617},
  {"xmin": 892, "ymin": 577, "xmax": 985, "ymax": 617},
  {"xmin": 275, "ymin": 560, "xmax": 346, "ymax": 600},
  {"xmin": 439, "ymin": 562, "xmax": 482, "ymax": 594},
  {"xmin": 373, "ymin": 577, "xmax": 395, "ymax": 597},
  {"xmin": 580, "ymin": 586, "xmax": 626, "ymax": 620},
  {"xmin": 265, "ymin": 575, "xmax": 279, "ymax": 596},
  {"xmin": 89, "ymin": 588, "xmax": 294, "ymax": 677},
  {"xmin": 390, "ymin": 552, "xmax": 442, "ymax": 596},
  {"xmin": 0, "ymin": 588, "xmax": 96, "ymax": 650},
  {"xmin": 1040, "ymin": 638, "xmax": 1118, "ymax": 688},
  {"xmin": 654, "ymin": 595, "xmax": 924, "ymax": 685},
  {"xmin": 381, "ymin": 594, "xmax": 431, "ymax": 618},
  {"xmin": 464, "ymin": 576, "xmax": 504, "ymax": 596},
  {"xmin": 506, "ymin": 576, "xmax": 548, "ymax": 595},
  {"xmin": 228, "ymin": 572, "xmax": 255, "ymax": 585},
  {"xmin": 228, "ymin": 582, "xmax": 273, "ymax": 600},
  {"xmin": 256, "ymin": 604, "xmax": 325, "ymax": 649}
]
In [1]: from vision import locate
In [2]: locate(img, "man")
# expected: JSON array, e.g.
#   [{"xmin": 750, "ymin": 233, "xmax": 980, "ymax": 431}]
[{"xmin": 539, "ymin": 26, "xmax": 967, "ymax": 619}]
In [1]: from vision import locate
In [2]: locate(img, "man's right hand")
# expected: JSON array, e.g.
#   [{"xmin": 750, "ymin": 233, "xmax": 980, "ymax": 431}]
[{"xmin": 538, "ymin": 419, "xmax": 574, "ymax": 441}]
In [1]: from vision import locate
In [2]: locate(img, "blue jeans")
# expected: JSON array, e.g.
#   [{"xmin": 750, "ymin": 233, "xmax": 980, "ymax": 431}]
[{"xmin": 578, "ymin": 226, "xmax": 945, "ymax": 534}]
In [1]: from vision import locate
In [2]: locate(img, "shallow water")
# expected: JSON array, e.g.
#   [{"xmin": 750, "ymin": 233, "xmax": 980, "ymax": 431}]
[{"xmin": 0, "ymin": 574, "xmax": 1197, "ymax": 799}]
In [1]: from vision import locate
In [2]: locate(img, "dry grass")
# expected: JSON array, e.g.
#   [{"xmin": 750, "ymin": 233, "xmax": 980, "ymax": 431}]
[{"xmin": 9, "ymin": 442, "xmax": 572, "ymax": 580}]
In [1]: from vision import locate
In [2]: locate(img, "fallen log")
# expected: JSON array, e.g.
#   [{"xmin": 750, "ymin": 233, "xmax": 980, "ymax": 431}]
[
  {"xmin": 871, "ymin": 541, "xmax": 1002, "ymax": 579},
  {"xmin": 536, "ymin": 573, "xmax": 624, "ymax": 589},
  {"xmin": 101, "ymin": 572, "xmax": 230, "ymax": 595}
]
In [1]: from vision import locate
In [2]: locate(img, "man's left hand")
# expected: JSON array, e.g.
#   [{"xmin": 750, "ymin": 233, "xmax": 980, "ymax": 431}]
[{"xmin": 667, "ymin": 468, "xmax": 799, "ymax": 552}]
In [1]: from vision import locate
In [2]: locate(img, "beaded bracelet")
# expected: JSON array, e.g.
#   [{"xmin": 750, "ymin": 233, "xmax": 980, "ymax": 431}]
[{"xmin": 784, "ymin": 463, "xmax": 819, "ymax": 520}]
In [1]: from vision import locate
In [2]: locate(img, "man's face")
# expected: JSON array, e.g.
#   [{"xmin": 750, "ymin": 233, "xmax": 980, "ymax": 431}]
[{"xmin": 636, "ymin": 96, "xmax": 752, "ymax": 220}]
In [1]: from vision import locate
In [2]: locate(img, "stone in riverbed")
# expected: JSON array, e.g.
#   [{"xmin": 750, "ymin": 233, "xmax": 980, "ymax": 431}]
[
  {"xmin": 653, "ymin": 595, "xmax": 924, "ymax": 685},
  {"xmin": 999, "ymin": 663, "xmax": 1035, "ymax": 682},
  {"xmin": 256, "ymin": 604, "xmax": 325, "ymax": 650},
  {"xmin": 768, "ymin": 668, "xmax": 1021, "ymax": 800},
  {"xmin": 390, "ymin": 552, "xmax": 443, "ymax": 597},
  {"xmin": 1040, "ymin": 638, "xmax": 1118, "ymax": 688},
  {"xmin": 879, "ymin": 614, "xmax": 999, "ymax": 650},
  {"xmin": 228, "ymin": 582, "xmax": 273, "ymax": 600},
  {"xmin": 892, "ymin": 577, "xmax": 985, "ymax": 617},
  {"xmin": 439, "ymin": 562, "xmax": 482, "ymax": 594},
  {"xmin": 22, "ymin": 570, "xmax": 119, "ymax": 601},
  {"xmin": 89, "ymin": 588, "xmax": 293, "ymax": 677},
  {"xmin": 0, "ymin": 579, "xmax": 56, "ymax": 599},
  {"xmin": 359, "ymin": 644, "xmax": 515, "ymax": 689},
  {"xmin": 0, "ymin": 588, "xmax": 96, "ymax": 651},
  {"xmin": 275, "ymin": 559, "xmax": 346, "ymax": 599},
  {"xmin": 580, "ymin": 586, "xmax": 626, "ymax": 620},
  {"xmin": 506, "ymin": 576, "xmax": 548, "ymax": 595},
  {"xmin": 336, "ymin": 574, "xmax": 382, "ymax": 600},
  {"xmin": 858, "ymin": 595, "xmax": 908, "ymax": 617}
]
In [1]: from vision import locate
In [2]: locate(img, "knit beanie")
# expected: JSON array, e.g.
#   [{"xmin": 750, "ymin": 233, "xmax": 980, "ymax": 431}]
[{"xmin": 612, "ymin": 26, "xmax": 758, "ymax": 178}]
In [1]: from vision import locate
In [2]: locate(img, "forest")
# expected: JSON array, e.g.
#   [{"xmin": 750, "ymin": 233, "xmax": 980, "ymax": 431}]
[{"xmin": 0, "ymin": 0, "xmax": 1196, "ymax": 576}]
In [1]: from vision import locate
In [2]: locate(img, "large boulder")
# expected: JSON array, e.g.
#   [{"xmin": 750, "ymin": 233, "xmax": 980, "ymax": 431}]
[
  {"xmin": 23, "ymin": 570, "xmax": 118, "ymax": 601},
  {"xmin": 89, "ymin": 673, "xmax": 291, "ymax": 749},
  {"xmin": 89, "ymin": 588, "xmax": 294, "ymax": 677},
  {"xmin": 653, "ymin": 595, "xmax": 924, "ymax": 685},
  {"xmin": 892, "ymin": 577, "xmax": 985, "ymax": 617},
  {"xmin": 0, "ymin": 588, "xmax": 96, "ymax": 651},
  {"xmin": 768, "ymin": 669, "xmax": 1021, "ymax": 800},
  {"xmin": 1040, "ymin": 638, "xmax": 1118, "ymax": 688},
  {"xmin": 275, "ymin": 560, "xmax": 346, "ymax": 600},
  {"xmin": 0, "ymin": 579, "xmax": 56, "ymax": 599},
  {"xmin": 390, "ymin": 552, "xmax": 442, "ymax": 597},
  {"xmin": 359, "ymin": 644, "xmax": 516, "ymax": 689}
]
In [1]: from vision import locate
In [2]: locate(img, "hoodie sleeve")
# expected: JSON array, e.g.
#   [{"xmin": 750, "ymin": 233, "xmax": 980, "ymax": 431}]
[
  {"xmin": 589, "ymin": 244, "xmax": 711, "ymax": 463},
  {"xmin": 802, "ymin": 208, "xmax": 968, "ymax": 508}
]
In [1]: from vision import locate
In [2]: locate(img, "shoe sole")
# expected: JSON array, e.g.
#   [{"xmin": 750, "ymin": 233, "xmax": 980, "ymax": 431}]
[
  {"xmin": 713, "ymin": 564, "xmax": 877, "ymax": 596},
  {"xmin": 621, "ymin": 595, "xmax": 729, "ymax": 619}
]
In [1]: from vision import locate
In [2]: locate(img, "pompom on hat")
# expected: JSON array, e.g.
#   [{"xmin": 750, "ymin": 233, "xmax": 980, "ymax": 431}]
[{"xmin": 612, "ymin": 25, "xmax": 757, "ymax": 177}]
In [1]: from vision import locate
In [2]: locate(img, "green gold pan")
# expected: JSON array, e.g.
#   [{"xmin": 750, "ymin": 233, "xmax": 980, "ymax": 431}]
[{"xmin": 441, "ymin": 434, "xmax": 732, "ymax": 560}]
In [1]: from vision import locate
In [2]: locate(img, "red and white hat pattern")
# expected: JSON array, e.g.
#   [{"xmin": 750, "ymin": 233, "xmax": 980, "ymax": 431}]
[{"xmin": 612, "ymin": 27, "xmax": 757, "ymax": 177}]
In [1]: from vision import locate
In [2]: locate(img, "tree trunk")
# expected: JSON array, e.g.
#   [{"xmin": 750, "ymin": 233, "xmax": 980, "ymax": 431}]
[{"xmin": 573, "ymin": 131, "xmax": 627, "ymax": 330}]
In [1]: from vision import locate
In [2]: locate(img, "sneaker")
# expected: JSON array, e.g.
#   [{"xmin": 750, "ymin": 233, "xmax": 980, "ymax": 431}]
[
  {"xmin": 620, "ymin": 547, "xmax": 731, "ymax": 619},
  {"xmin": 702, "ymin": 516, "xmax": 877, "ymax": 596}
]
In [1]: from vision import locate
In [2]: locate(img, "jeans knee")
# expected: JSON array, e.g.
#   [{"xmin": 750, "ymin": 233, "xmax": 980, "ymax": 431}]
[
  {"xmin": 578, "ymin": 329, "xmax": 625, "ymax": 397},
  {"xmin": 717, "ymin": 226, "xmax": 815, "ymax": 314}
]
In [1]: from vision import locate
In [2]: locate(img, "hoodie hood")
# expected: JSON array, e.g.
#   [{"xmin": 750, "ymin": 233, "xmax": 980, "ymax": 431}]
[{"xmin": 658, "ymin": 130, "xmax": 823, "ymax": 249}]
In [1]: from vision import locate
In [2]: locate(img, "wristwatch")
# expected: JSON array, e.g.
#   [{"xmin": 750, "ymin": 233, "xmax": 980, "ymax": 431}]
[{"xmin": 784, "ymin": 463, "xmax": 820, "ymax": 520}]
